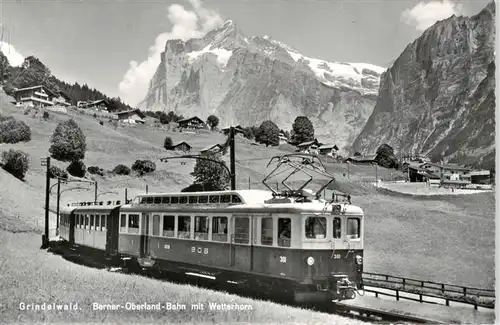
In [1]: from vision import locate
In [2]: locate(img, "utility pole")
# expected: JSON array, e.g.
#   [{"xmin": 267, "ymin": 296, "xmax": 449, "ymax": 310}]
[
  {"xmin": 229, "ymin": 126, "xmax": 236, "ymax": 191},
  {"xmin": 56, "ymin": 178, "xmax": 61, "ymax": 233},
  {"xmin": 94, "ymin": 181, "xmax": 98, "ymax": 204},
  {"xmin": 41, "ymin": 157, "xmax": 50, "ymax": 247},
  {"xmin": 125, "ymin": 188, "xmax": 128, "ymax": 203}
]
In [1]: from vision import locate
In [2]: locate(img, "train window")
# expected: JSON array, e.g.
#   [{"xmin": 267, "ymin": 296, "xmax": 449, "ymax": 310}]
[
  {"xmin": 163, "ymin": 215, "xmax": 175, "ymax": 237},
  {"xmin": 154, "ymin": 197, "xmax": 161, "ymax": 204},
  {"xmin": 84, "ymin": 215, "xmax": 89, "ymax": 229},
  {"xmin": 260, "ymin": 217, "xmax": 273, "ymax": 246},
  {"xmin": 333, "ymin": 217, "xmax": 341, "ymax": 239},
  {"xmin": 90, "ymin": 215, "xmax": 94, "ymax": 229},
  {"xmin": 212, "ymin": 216, "xmax": 228, "ymax": 242},
  {"xmin": 146, "ymin": 197, "xmax": 154, "ymax": 204},
  {"xmin": 152, "ymin": 215, "xmax": 160, "ymax": 236},
  {"xmin": 95, "ymin": 214, "xmax": 100, "ymax": 229},
  {"xmin": 234, "ymin": 217, "xmax": 249, "ymax": 244},
  {"xmin": 278, "ymin": 218, "xmax": 291, "ymax": 247},
  {"xmin": 347, "ymin": 218, "xmax": 360, "ymax": 239},
  {"xmin": 221, "ymin": 195, "xmax": 231, "ymax": 203},
  {"xmin": 171, "ymin": 197, "xmax": 179, "ymax": 204},
  {"xmin": 178, "ymin": 216, "xmax": 191, "ymax": 239},
  {"xmin": 162, "ymin": 196, "xmax": 170, "ymax": 204},
  {"xmin": 140, "ymin": 197, "xmax": 147, "ymax": 204},
  {"xmin": 128, "ymin": 214, "xmax": 140, "ymax": 234},
  {"xmin": 194, "ymin": 216, "xmax": 209, "ymax": 240},
  {"xmin": 209, "ymin": 195, "xmax": 219, "ymax": 204},
  {"xmin": 199, "ymin": 196, "xmax": 208, "ymax": 203},
  {"xmin": 189, "ymin": 196, "xmax": 198, "ymax": 204},
  {"xmin": 179, "ymin": 196, "xmax": 188, "ymax": 204},
  {"xmin": 232, "ymin": 195, "xmax": 242, "ymax": 203},
  {"xmin": 101, "ymin": 215, "xmax": 106, "ymax": 231},
  {"xmin": 120, "ymin": 214, "xmax": 126, "ymax": 232},
  {"xmin": 305, "ymin": 217, "xmax": 327, "ymax": 239}
]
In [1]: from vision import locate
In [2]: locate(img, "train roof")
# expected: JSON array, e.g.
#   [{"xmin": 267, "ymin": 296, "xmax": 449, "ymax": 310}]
[{"xmin": 135, "ymin": 190, "xmax": 274, "ymax": 205}]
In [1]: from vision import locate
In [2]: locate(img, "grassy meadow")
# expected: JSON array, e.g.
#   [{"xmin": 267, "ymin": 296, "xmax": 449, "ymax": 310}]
[{"xmin": 0, "ymin": 88, "xmax": 496, "ymax": 322}]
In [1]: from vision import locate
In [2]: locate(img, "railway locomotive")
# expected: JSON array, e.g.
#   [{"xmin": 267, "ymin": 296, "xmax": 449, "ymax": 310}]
[{"xmin": 59, "ymin": 154, "xmax": 364, "ymax": 304}]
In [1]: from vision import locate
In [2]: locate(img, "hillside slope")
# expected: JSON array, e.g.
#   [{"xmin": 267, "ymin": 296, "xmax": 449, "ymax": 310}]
[
  {"xmin": 140, "ymin": 21, "xmax": 386, "ymax": 153},
  {"xmin": 352, "ymin": 2, "xmax": 495, "ymax": 168}
]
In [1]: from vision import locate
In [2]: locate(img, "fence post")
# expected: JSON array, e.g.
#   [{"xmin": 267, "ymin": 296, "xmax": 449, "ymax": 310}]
[
  {"xmin": 402, "ymin": 278, "xmax": 405, "ymax": 289},
  {"xmin": 248, "ymin": 177, "xmax": 250, "ymax": 190},
  {"xmin": 146, "ymin": 185, "xmax": 148, "ymax": 194},
  {"xmin": 396, "ymin": 290, "xmax": 399, "ymax": 301},
  {"xmin": 463, "ymin": 287, "xmax": 466, "ymax": 296},
  {"xmin": 441, "ymin": 283, "xmax": 444, "ymax": 294},
  {"xmin": 446, "ymin": 299, "xmax": 449, "ymax": 306},
  {"xmin": 419, "ymin": 294, "xmax": 422, "ymax": 303}
]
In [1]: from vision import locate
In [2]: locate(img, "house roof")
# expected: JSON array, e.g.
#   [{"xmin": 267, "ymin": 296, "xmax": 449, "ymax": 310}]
[
  {"xmin": 297, "ymin": 139, "xmax": 320, "ymax": 147},
  {"xmin": 172, "ymin": 141, "xmax": 192, "ymax": 148},
  {"xmin": 58, "ymin": 91, "xmax": 72, "ymax": 102},
  {"xmin": 116, "ymin": 109, "xmax": 146, "ymax": 118},
  {"xmin": 177, "ymin": 116, "xmax": 205, "ymax": 125},
  {"xmin": 13, "ymin": 85, "xmax": 58, "ymax": 97},
  {"xmin": 318, "ymin": 144, "xmax": 339, "ymax": 150},
  {"xmin": 200, "ymin": 144, "xmax": 222, "ymax": 152}
]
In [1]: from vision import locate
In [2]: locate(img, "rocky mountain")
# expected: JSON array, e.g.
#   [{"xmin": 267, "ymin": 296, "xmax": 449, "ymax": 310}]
[
  {"xmin": 140, "ymin": 20, "xmax": 385, "ymax": 152},
  {"xmin": 352, "ymin": 2, "xmax": 496, "ymax": 169}
]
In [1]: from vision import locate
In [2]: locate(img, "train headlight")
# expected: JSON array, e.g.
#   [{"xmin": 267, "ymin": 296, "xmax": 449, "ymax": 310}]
[
  {"xmin": 356, "ymin": 255, "xmax": 363, "ymax": 265},
  {"xmin": 306, "ymin": 256, "xmax": 315, "ymax": 266}
]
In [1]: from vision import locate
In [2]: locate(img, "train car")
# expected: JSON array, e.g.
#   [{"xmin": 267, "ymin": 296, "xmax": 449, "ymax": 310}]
[
  {"xmin": 116, "ymin": 188, "xmax": 364, "ymax": 303},
  {"xmin": 59, "ymin": 202, "xmax": 122, "ymax": 257}
]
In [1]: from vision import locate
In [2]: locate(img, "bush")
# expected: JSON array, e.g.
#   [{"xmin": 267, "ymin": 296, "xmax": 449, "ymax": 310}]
[
  {"xmin": 43, "ymin": 111, "xmax": 49, "ymax": 120},
  {"xmin": 99, "ymin": 121, "xmax": 104, "ymax": 126},
  {"xmin": 0, "ymin": 118, "xmax": 31, "ymax": 144},
  {"xmin": 181, "ymin": 183, "xmax": 217, "ymax": 192},
  {"xmin": 131, "ymin": 159, "xmax": 156, "ymax": 176},
  {"xmin": 66, "ymin": 160, "xmax": 86, "ymax": 177},
  {"xmin": 112, "ymin": 164, "xmax": 130, "ymax": 175},
  {"xmin": 256, "ymin": 120, "xmax": 279, "ymax": 147},
  {"xmin": 49, "ymin": 119, "xmax": 86, "ymax": 162},
  {"xmin": 164, "ymin": 136, "xmax": 173, "ymax": 150},
  {"xmin": 88, "ymin": 166, "xmax": 105, "ymax": 176},
  {"xmin": 1, "ymin": 149, "xmax": 29, "ymax": 180},
  {"xmin": 48, "ymin": 165, "xmax": 68, "ymax": 180}
]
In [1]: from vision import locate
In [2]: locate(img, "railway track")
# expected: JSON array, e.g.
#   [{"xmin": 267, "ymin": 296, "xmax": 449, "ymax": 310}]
[{"xmin": 48, "ymin": 243, "xmax": 442, "ymax": 324}]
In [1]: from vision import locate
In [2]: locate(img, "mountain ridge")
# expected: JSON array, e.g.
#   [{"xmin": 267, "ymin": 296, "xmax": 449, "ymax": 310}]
[{"xmin": 140, "ymin": 20, "xmax": 385, "ymax": 153}]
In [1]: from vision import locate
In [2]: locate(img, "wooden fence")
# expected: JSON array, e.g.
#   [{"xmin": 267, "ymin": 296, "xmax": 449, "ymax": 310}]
[{"xmin": 362, "ymin": 272, "xmax": 495, "ymax": 310}]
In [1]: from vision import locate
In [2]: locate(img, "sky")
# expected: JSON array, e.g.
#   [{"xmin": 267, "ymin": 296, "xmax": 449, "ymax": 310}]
[{"xmin": 0, "ymin": 0, "xmax": 492, "ymax": 107}]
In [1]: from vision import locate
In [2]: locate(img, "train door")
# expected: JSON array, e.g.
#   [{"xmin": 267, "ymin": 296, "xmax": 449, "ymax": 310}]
[
  {"xmin": 106, "ymin": 208, "xmax": 120, "ymax": 255},
  {"xmin": 140, "ymin": 213, "xmax": 150, "ymax": 258},
  {"xmin": 69, "ymin": 212, "xmax": 75, "ymax": 244},
  {"xmin": 230, "ymin": 214, "xmax": 252, "ymax": 271}
]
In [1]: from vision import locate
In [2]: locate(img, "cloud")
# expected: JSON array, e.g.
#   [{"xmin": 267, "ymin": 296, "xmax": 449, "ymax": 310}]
[
  {"xmin": 401, "ymin": 0, "xmax": 464, "ymax": 32},
  {"xmin": 118, "ymin": 0, "xmax": 224, "ymax": 107},
  {"xmin": 0, "ymin": 41, "xmax": 25, "ymax": 67}
]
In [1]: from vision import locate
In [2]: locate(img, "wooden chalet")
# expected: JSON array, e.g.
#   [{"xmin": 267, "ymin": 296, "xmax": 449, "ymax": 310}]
[
  {"xmin": 344, "ymin": 154, "xmax": 377, "ymax": 165},
  {"xmin": 171, "ymin": 141, "xmax": 192, "ymax": 152},
  {"xmin": 177, "ymin": 116, "xmax": 207, "ymax": 130},
  {"xmin": 12, "ymin": 85, "xmax": 57, "ymax": 108},
  {"xmin": 200, "ymin": 144, "xmax": 224, "ymax": 155},
  {"xmin": 116, "ymin": 109, "xmax": 146, "ymax": 124}
]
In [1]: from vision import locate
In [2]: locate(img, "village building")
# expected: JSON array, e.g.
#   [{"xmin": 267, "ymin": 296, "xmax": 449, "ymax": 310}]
[
  {"xmin": 200, "ymin": 144, "xmax": 224, "ymax": 155},
  {"xmin": 296, "ymin": 139, "xmax": 322, "ymax": 154},
  {"xmin": 12, "ymin": 85, "xmax": 57, "ymax": 108},
  {"xmin": 318, "ymin": 144, "xmax": 339, "ymax": 156},
  {"xmin": 171, "ymin": 141, "xmax": 192, "ymax": 152},
  {"xmin": 116, "ymin": 109, "xmax": 146, "ymax": 124},
  {"xmin": 222, "ymin": 126, "xmax": 245, "ymax": 135},
  {"xmin": 470, "ymin": 170, "xmax": 491, "ymax": 184},
  {"xmin": 344, "ymin": 154, "xmax": 377, "ymax": 165},
  {"xmin": 279, "ymin": 134, "xmax": 288, "ymax": 145},
  {"xmin": 52, "ymin": 92, "xmax": 72, "ymax": 106},
  {"xmin": 177, "ymin": 116, "xmax": 207, "ymax": 130}
]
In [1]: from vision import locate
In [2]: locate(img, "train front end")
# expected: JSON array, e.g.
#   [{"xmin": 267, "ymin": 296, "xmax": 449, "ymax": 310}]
[{"xmin": 295, "ymin": 202, "xmax": 364, "ymax": 303}]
